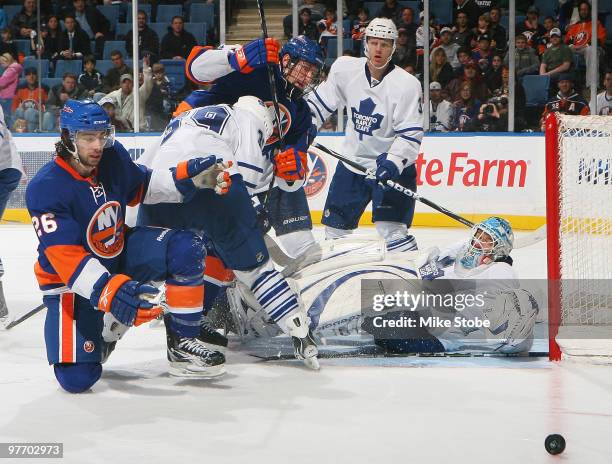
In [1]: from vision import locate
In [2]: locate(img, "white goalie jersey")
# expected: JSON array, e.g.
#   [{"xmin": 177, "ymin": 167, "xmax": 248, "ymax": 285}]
[{"xmin": 306, "ymin": 56, "xmax": 424, "ymax": 171}]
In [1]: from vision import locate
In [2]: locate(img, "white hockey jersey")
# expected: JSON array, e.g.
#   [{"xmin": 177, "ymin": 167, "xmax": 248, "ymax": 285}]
[
  {"xmin": 138, "ymin": 104, "xmax": 274, "ymax": 195},
  {"xmin": 307, "ymin": 56, "xmax": 424, "ymax": 171},
  {"xmin": 0, "ymin": 106, "xmax": 23, "ymax": 174}
]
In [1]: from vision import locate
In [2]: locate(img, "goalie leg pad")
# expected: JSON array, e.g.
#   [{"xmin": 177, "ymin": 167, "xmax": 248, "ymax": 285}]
[{"xmin": 53, "ymin": 362, "xmax": 102, "ymax": 394}]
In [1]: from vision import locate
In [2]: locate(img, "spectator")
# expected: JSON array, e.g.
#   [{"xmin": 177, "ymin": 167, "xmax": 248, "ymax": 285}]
[
  {"xmin": 58, "ymin": 14, "xmax": 91, "ymax": 60},
  {"xmin": 351, "ymin": 7, "xmax": 370, "ymax": 41},
  {"xmin": 12, "ymin": 67, "xmax": 48, "ymax": 132},
  {"xmin": 295, "ymin": 8, "xmax": 319, "ymax": 42},
  {"xmin": 125, "ymin": 10, "xmax": 160, "ymax": 60},
  {"xmin": 317, "ymin": 8, "xmax": 338, "ymax": 45},
  {"xmin": 484, "ymin": 53, "xmax": 503, "ymax": 91},
  {"xmin": 471, "ymin": 33, "xmax": 493, "ymax": 72},
  {"xmin": 517, "ymin": 6, "xmax": 546, "ymax": 48},
  {"xmin": 536, "ymin": 16, "xmax": 556, "ymax": 56},
  {"xmin": 541, "ymin": 73, "xmax": 589, "ymax": 128},
  {"xmin": 540, "ymin": 28, "xmax": 573, "ymax": 87},
  {"xmin": 471, "ymin": 98, "xmax": 508, "ymax": 132},
  {"xmin": 429, "ymin": 81, "xmax": 453, "ymax": 132},
  {"xmin": 69, "ymin": 0, "xmax": 109, "ymax": 59},
  {"xmin": 403, "ymin": 62, "xmax": 417, "ymax": 76},
  {"xmin": 596, "ymin": 71, "xmax": 612, "ymax": 115},
  {"xmin": 416, "ymin": 11, "xmax": 438, "ymax": 71},
  {"xmin": 145, "ymin": 69, "xmax": 167, "ymax": 131},
  {"xmin": 454, "ymin": 47, "xmax": 472, "ymax": 76},
  {"xmin": 98, "ymin": 96, "xmax": 130, "ymax": 132},
  {"xmin": 451, "ymin": 12, "xmax": 471, "ymax": 48},
  {"xmin": 376, "ymin": 0, "xmax": 402, "ymax": 25},
  {"xmin": 564, "ymin": 1, "xmax": 606, "ymax": 89},
  {"xmin": 44, "ymin": 72, "xmax": 86, "ymax": 130},
  {"xmin": 490, "ymin": 66, "xmax": 526, "ymax": 111},
  {"xmin": 104, "ymin": 50, "xmax": 132, "ymax": 93},
  {"xmin": 299, "ymin": 0, "xmax": 326, "ymax": 19},
  {"xmin": 434, "ymin": 27, "xmax": 460, "ymax": 69},
  {"xmin": 0, "ymin": 53, "xmax": 22, "ymax": 122},
  {"xmin": 469, "ymin": 14, "xmax": 491, "ymax": 49},
  {"xmin": 453, "ymin": 0, "xmax": 481, "ymax": 29},
  {"xmin": 12, "ymin": 118, "xmax": 27, "ymax": 132},
  {"xmin": 430, "ymin": 48, "xmax": 454, "ymax": 88},
  {"xmin": 488, "ymin": 7, "xmax": 506, "ymax": 54},
  {"xmin": 448, "ymin": 61, "xmax": 489, "ymax": 102},
  {"xmin": 10, "ymin": 0, "xmax": 42, "ymax": 40},
  {"xmin": 78, "ymin": 55, "xmax": 104, "ymax": 100},
  {"xmin": 35, "ymin": 15, "xmax": 62, "ymax": 61},
  {"xmin": 0, "ymin": 28, "xmax": 17, "ymax": 61},
  {"xmin": 558, "ymin": 0, "xmax": 583, "ymax": 32},
  {"xmin": 397, "ymin": 7, "xmax": 416, "ymax": 32},
  {"xmin": 393, "ymin": 28, "xmax": 414, "ymax": 67},
  {"xmin": 104, "ymin": 58, "xmax": 154, "ymax": 130},
  {"xmin": 451, "ymin": 82, "xmax": 481, "ymax": 131},
  {"xmin": 152, "ymin": 62, "xmax": 173, "ymax": 113},
  {"xmin": 504, "ymin": 34, "xmax": 539, "ymax": 78},
  {"xmin": 160, "ymin": 16, "xmax": 197, "ymax": 60}
]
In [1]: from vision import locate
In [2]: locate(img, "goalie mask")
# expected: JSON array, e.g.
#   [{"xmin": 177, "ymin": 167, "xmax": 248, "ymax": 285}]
[
  {"xmin": 456, "ymin": 217, "xmax": 514, "ymax": 273},
  {"xmin": 279, "ymin": 36, "xmax": 324, "ymax": 100},
  {"xmin": 363, "ymin": 18, "xmax": 398, "ymax": 70}
]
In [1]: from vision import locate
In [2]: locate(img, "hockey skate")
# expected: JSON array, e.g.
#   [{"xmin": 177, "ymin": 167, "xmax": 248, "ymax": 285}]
[
  {"xmin": 281, "ymin": 312, "xmax": 320, "ymax": 370},
  {"xmin": 165, "ymin": 315, "xmax": 226, "ymax": 378},
  {"xmin": 199, "ymin": 315, "xmax": 229, "ymax": 353}
]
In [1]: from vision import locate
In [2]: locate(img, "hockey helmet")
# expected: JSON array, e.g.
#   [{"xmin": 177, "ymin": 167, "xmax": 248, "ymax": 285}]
[
  {"xmin": 234, "ymin": 95, "xmax": 275, "ymax": 143},
  {"xmin": 363, "ymin": 18, "xmax": 398, "ymax": 68},
  {"xmin": 60, "ymin": 99, "xmax": 115, "ymax": 148},
  {"xmin": 457, "ymin": 217, "xmax": 514, "ymax": 272}
]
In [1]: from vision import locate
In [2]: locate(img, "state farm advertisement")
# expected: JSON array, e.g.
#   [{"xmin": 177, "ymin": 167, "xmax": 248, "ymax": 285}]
[{"xmin": 306, "ymin": 134, "xmax": 546, "ymax": 224}]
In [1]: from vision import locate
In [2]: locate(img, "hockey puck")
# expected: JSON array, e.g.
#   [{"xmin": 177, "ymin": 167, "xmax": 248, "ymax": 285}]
[{"xmin": 545, "ymin": 434, "xmax": 566, "ymax": 455}]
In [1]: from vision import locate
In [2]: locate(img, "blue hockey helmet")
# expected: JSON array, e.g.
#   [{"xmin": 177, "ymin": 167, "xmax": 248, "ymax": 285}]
[
  {"xmin": 279, "ymin": 35, "xmax": 324, "ymax": 99},
  {"xmin": 457, "ymin": 217, "xmax": 514, "ymax": 272},
  {"xmin": 60, "ymin": 99, "xmax": 115, "ymax": 148}
]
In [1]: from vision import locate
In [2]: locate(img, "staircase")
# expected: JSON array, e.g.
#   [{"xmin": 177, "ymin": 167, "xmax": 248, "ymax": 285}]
[{"xmin": 226, "ymin": 0, "xmax": 290, "ymax": 44}]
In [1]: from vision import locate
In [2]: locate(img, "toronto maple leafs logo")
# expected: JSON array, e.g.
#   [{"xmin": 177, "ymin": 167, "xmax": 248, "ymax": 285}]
[{"xmin": 351, "ymin": 98, "xmax": 383, "ymax": 140}]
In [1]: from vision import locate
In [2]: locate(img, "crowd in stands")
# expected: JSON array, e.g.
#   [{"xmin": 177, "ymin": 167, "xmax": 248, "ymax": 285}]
[
  {"xmin": 286, "ymin": 0, "xmax": 612, "ymax": 131},
  {"xmin": 0, "ymin": 0, "xmax": 610, "ymax": 133}
]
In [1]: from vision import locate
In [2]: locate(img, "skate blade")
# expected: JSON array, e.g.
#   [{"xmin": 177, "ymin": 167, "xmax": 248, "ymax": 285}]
[{"xmin": 168, "ymin": 362, "xmax": 226, "ymax": 379}]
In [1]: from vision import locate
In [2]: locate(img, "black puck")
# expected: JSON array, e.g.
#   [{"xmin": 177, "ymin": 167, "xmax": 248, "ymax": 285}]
[{"xmin": 545, "ymin": 434, "xmax": 566, "ymax": 455}]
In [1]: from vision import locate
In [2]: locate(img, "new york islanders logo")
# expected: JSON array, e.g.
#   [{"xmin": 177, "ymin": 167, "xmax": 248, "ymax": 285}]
[
  {"xmin": 86, "ymin": 201, "xmax": 125, "ymax": 259},
  {"xmin": 304, "ymin": 152, "xmax": 328, "ymax": 198},
  {"xmin": 264, "ymin": 102, "xmax": 291, "ymax": 145},
  {"xmin": 351, "ymin": 98, "xmax": 383, "ymax": 140}
]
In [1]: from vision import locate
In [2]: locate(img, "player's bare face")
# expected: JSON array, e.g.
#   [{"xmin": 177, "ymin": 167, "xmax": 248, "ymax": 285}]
[
  {"xmin": 367, "ymin": 38, "xmax": 393, "ymax": 69},
  {"xmin": 283, "ymin": 56, "xmax": 318, "ymax": 90},
  {"xmin": 74, "ymin": 131, "xmax": 107, "ymax": 173}
]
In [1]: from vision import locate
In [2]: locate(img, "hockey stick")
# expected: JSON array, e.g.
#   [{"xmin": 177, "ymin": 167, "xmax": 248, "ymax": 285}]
[
  {"xmin": 310, "ymin": 143, "xmax": 475, "ymax": 228},
  {"xmin": 3, "ymin": 303, "xmax": 45, "ymax": 330}
]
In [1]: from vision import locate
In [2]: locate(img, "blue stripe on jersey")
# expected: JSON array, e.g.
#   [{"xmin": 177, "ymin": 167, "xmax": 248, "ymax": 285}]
[
  {"xmin": 237, "ymin": 161, "xmax": 264, "ymax": 173},
  {"xmin": 313, "ymin": 89, "xmax": 334, "ymax": 113},
  {"xmin": 395, "ymin": 127, "xmax": 423, "ymax": 134}
]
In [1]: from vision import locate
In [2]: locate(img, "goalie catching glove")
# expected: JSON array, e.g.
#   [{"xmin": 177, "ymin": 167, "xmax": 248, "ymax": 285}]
[
  {"xmin": 229, "ymin": 38, "xmax": 280, "ymax": 74},
  {"xmin": 274, "ymin": 147, "xmax": 308, "ymax": 181},
  {"xmin": 90, "ymin": 274, "xmax": 162, "ymax": 327},
  {"xmin": 171, "ymin": 156, "xmax": 233, "ymax": 200}
]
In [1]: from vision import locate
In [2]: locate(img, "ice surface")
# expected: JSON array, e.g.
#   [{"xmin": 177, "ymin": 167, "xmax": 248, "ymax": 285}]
[{"xmin": 1, "ymin": 224, "xmax": 611, "ymax": 464}]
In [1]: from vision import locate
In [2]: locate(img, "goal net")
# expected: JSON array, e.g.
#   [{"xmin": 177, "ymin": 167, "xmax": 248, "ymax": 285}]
[{"xmin": 545, "ymin": 113, "xmax": 612, "ymax": 361}]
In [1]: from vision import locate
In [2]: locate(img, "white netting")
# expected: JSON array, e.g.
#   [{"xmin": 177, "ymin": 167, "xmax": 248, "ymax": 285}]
[{"xmin": 553, "ymin": 115, "xmax": 612, "ymax": 357}]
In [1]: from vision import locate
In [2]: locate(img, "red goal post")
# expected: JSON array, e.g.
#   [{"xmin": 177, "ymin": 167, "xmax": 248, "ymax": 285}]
[{"xmin": 545, "ymin": 112, "xmax": 612, "ymax": 361}]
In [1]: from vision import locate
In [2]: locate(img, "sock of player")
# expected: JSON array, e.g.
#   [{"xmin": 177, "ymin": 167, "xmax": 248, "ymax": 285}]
[
  {"xmin": 202, "ymin": 253, "xmax": 235, "ymax": 313},
  {"xmin": 165, "ymin": 277, "xmax": 204, "ymax": 338},
  {"xmin": 376, "ymin": 221, "xmax": 418, "ymax": 252},
  {"xmin": 386, "ymin": 235, "xmax": 417, "ymax": 252}
]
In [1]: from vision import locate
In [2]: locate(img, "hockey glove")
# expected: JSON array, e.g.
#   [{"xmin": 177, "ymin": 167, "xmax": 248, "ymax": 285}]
[
  {"xmin": 375, "ymin": 153, "xmax": 404, "ymax": 189},
  {"xmin": 90, "ymin": 274, "xmax": 162, "ymax": 327},
  {"xmin": 415, "ymin": 247, "xmax": 445, "ymax": 280},
  {"xmin": 274, "ymin": 147, "xmax": 308, "ymax": 181},
  {"xmin": 229, "ymin": 38, "xmax": 280, "ymax": 74},
  {"xmin": 172, "ymin": 156, "xmax": 233, "ymax": 200}
]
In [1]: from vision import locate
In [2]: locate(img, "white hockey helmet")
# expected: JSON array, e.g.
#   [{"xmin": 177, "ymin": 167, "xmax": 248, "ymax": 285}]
[
  {"xmin": 364, "ymin": 17, "xmax": 398, "ymax": 68},
  {"xmin": 234, "ymin": 95, "xmax": 275, "ymax": 142}
]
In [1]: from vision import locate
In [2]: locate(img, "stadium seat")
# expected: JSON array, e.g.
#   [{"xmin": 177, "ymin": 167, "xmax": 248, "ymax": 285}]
[
  {"xmin": 189, "ymin": 3, "xmax": 214, "ymax": 27},
  {"xmin": 115, "ymin": 23, "xmax": 131, "ymax": 39},
  {"xmin": 534, "ymin": 0, "xmax": 557, "ymax": 19},
  {"xmin": 363, "ymin": 2, "xmax": 382, "ymax": 16},
  {"xmin": 54, "ymin": 60, "xmax": 83, "ymax": 78},
  {"xmin": 184, "ymin": 22, "xmax": 207, "ymax": 45},
  {"xmin": 430, "ymin": 1, "xmax": 452, "ymax": 25},
  {"xmin": 14, "ymin": 40, "xmax": 30, "ymax": 58},
  {"xmin": 95, "ymin": 60, "xmax": 114, "ymax": 76},
  {"xmin": 150, "ymin": 23, "xmax": 170, "ymax": 42},
  {"xmin": 523, "ymin": 75, "xmax": 550, "ymax": 107},
  {"xmin": 42, "ymin": 77, "xmax": 63, "ymax": 89},
  {"xmin": 606, "ymin": 14, "xmax": 612, "ymax": 45},
  {"xmin": 22, "ymin": 58, "xmax": 50, "ymax": 78},
  {"xmin": 124, "ymin": 3, "xmax": 152, "ymax": 22},
  {"xmin": 157, "ymin": 4, "xmax": 183, "ymax": 23},
  {"xmin": 324, "ymin": 38, "xmax": 357, "ymax": 59},
  {"xmin": 4, "ymin": 5, "xmax": 22, "ymax": 24},
  {"xmin": 96, "ymin": 5, "xmax": 120, "ymax": 31},
  {"xmin": 160, "ymin": 59, "xmax": 186, "ymax": 92},
  {"xmin": 103, "ymin": 41, "xmax": 128, "ymax": 60}
]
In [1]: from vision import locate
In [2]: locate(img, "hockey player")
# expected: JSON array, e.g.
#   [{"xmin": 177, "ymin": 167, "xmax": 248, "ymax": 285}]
[
  {"xmin": 0, "ymin": 105, "xmax": 23, "ymax": 324},
  {"xmin": 182, "ymin": 35, "xmax": 323, "ymax": 259},
  {"xmin": 138, "ymin": 96, "xmax": 320, "ymax": 369},
  {"xmin": 307, "ymin": 18, "xmax": 424, "ymax": 253},
  {"xmin": 25, "ymin": 100, "xmax": 232, "ymax": 393}
]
